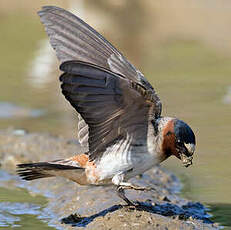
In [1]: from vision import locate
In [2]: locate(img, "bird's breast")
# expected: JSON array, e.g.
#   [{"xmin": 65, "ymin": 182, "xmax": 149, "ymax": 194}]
[{"xmin": 95, "ymin": 144, "xmax": 160, "ymax": 182}]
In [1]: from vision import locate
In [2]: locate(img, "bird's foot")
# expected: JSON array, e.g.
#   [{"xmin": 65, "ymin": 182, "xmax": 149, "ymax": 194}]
[{"xmin": 116, "ymin": 183, "xmax": 155, "ymax": 206}]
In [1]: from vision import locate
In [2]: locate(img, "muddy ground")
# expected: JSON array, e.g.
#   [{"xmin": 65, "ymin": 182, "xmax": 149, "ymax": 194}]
[{"xmin": 0, "ymin": 129, "xmax": 219, "ymax": 229}]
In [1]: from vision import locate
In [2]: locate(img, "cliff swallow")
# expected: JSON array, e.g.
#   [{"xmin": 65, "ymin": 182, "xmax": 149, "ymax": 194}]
[{"xmin": 17, "ymin": 6, "xmax": 196, "ymax": 205}]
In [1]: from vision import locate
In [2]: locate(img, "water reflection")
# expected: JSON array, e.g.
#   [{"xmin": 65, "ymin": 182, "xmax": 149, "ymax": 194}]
[
  {"xmin": 209, "ymin": 203, "xmax": 231, "ymax": 229},
  {"xmin": 0, "ymin": 186, "xmax": 54, "ymax": 230},
  {"xmin": 0, "ymin": 169, "xmax": 54, "ymax": 229},
  {"xmin": 0, "ymin": 200, "xmax": 54, "ymax": 229}
]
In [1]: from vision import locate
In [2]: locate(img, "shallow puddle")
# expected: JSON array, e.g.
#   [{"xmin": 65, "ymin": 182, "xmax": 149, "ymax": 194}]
[
  {"xmin": 0, "ymin": 186, "xmax": 54, "ymax": 230},
  {"xmin": 208, "ymin": 203, "xmax": 231, "ymax": 230}
]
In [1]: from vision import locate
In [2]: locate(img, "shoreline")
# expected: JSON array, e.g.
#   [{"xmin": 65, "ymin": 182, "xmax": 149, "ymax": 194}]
[{"xmin": 0, "ymin": 129, "xmax": 219, "ymax": 229}]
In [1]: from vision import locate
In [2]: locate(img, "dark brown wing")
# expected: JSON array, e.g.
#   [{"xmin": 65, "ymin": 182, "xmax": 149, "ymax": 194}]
[
  {"xmin": 38, "ymin": 6, "xmax": 161, "ymax": 108},
  {"xmin": 38, "ymin": 6, "xmax": 162, "ymax": 153},
  {"xmin": 39, "ymin": 6, "xmax": 138, "ymax": 83},
  {"xmin": 60, "ymin": 61, "xmax": 157, "ymax": 161}
]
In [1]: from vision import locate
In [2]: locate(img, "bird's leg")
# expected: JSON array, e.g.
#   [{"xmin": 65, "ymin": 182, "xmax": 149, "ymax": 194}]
[
  {"xmin": 116, "ymin": 185, "xmax": 136, "ymax": 206},
  {"xmin": 113, "ymin": 173, "xmax": 155, "ymax": 206}
]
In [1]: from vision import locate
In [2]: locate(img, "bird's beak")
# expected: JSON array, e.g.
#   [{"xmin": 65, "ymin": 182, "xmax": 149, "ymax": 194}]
[{"xmin": 180, "ymin": 153, "xmax": 193, "ymax": 167}]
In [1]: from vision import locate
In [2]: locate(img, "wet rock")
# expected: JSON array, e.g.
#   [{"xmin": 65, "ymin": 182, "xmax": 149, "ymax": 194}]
[{"xmin": 0, "ymin": 129, "xmax": 219, "ymax": 229}]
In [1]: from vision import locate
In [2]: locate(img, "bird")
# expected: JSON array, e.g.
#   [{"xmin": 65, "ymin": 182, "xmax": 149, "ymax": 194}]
[{"xmin": 17, "ymin": 6, "xmax": 196, "ymax": 206}]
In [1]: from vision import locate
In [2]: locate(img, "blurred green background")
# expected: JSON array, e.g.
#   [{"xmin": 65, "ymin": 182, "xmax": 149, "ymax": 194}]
[{"xmin": 0, "ymin": 0, "xmax": 231, "ymax": 229}]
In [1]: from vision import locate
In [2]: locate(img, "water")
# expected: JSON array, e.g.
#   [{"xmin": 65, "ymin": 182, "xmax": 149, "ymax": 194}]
[
  {"xmin": 0, "ymin": 188, "xmax": 55, "ymax": 229},
  {"xmin": 0, "ymin": 171, "xmax": 54, "ymax": 229},
  {"xmin": 1, "ymin": 2, "xmax": 231, "ymax": 229}
]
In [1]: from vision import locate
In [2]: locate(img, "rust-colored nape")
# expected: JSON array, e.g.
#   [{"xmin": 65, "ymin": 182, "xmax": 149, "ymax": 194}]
[{"xmin": 162, "ymin": 120, "xmax": 179, "ymax": 159}]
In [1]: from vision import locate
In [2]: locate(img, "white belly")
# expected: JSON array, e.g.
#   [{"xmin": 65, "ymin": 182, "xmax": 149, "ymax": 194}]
[{"xmin": 96, "ymin": 148, "xmax": 159, "ymax": 182}]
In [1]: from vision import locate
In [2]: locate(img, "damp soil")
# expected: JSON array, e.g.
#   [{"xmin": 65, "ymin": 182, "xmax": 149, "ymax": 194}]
[{"xmin": 0, "ymin": 129, "xmax": 219, "ymax": 229}]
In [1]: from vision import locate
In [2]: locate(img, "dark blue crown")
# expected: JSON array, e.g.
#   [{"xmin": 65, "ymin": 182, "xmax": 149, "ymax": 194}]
[{"xmin": 174, "ymin": 120, "xmax": 195, "ymax": 145}]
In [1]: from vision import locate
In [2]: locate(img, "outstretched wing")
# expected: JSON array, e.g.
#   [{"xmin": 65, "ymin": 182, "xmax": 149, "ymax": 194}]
[
  {"xmin": 38, "ymin": 6, "xmax": 149, "ymax": 86},
  {"xmin": 38, "ymin": 6, "xmax": 162, "ymax": 154},
  {"xmin": 60, "ymin": 61, "xmax": 158, "ymax": 161}
]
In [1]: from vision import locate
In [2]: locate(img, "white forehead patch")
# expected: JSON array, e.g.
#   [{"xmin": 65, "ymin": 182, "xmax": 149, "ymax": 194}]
[{"xmin": 184, "ymin": 143, "xmax": 195, "ymax": 154}]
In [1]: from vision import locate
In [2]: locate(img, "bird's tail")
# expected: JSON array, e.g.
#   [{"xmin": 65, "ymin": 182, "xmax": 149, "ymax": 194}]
[{"xmin": 17, "ymin": 157, "xmax": 87, "ymax": 184}]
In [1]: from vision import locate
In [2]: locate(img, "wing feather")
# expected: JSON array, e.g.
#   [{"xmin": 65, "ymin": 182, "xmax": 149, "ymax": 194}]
[
  {"xmin": 78, "ymin": 114, "xmax": 89, "ymax": 147},
  {"xmin": 38, "ymin": 6, "xmax": 162, "ymax": 155},
  {"xmin": 60, "ymin": 61, "xmax": 154, "ymax": 161},
  {"xmin": 38, "ymin": 6, "xmax": 159, "ymax": 91}
]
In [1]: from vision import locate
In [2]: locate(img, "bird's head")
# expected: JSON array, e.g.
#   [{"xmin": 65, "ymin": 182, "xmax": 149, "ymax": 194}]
[{"xmin": 161, "ymin": 118, "xmax": 196, "ymax": 167}]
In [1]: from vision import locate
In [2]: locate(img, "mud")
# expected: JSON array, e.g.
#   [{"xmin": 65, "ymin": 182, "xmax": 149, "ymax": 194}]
[{"xmin": 0, "ymin": 129, "xmax": 219, "ymax": 229}]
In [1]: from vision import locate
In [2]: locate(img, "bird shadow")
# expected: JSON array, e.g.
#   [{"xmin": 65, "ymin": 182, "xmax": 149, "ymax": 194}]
[{"xmin": 61, "ymin": 200, "xmax": 213, "ymax": 228}]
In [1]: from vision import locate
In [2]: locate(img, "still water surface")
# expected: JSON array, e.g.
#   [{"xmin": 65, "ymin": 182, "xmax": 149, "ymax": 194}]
[{"xmin": 0, "ymin": 9, "xmax": 231, "ymax": 229}]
